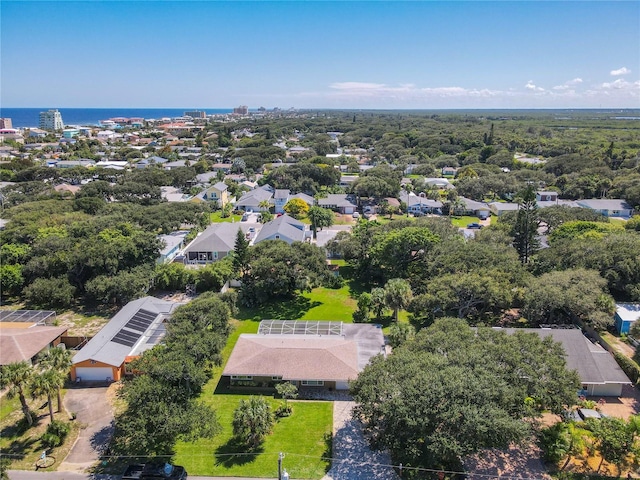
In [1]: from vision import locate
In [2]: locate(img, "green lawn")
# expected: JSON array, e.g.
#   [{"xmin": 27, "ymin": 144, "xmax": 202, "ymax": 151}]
[
  {"xmin": 174, "ymin": 396, "xmax": 332, "ymax": 479},
  {"xmin": 210, "ymin": 212, "xmax": 243, "ymax": 223},
  {"xmin": 450, "ymin": 215, "xmax": 482, "ymax": 228},
  {"xmin": 235, "ymin": 286, "xmax": 357, "ymax": 323}
]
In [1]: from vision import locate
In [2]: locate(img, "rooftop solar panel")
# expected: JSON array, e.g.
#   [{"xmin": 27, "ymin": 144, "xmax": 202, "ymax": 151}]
[
  {"xmin": 123, "ymin": 309, "xmax": 157, "ymax": 332},
  {"xmin": 111, "ymin": 336, "xmax": 137, "ymax": 347}
]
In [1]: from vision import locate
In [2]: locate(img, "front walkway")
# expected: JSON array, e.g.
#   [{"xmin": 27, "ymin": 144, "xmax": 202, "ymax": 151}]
[{"xmin": 322, "ymin": 401, "xmax": 399, "ymax": 480}]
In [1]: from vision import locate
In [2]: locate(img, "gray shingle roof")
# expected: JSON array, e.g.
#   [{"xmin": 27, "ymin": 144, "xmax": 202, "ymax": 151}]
[
  {"xmin": 576, "ymin": 199, "xmax": 632, "ymax": 211},
  {"xmin": 185, "ymin": 223, "xmax": 250, "ymax": 254},
  {"xmin": 502, "ymin": 328, "xmax": 631, "ymax": 386},
  {"xmin": 236, "ymin": 188, "xmax": 273, "ymax": 207},
  {"xmin": 254, "ymin": 214, "xmax": 305, "ymax": 244},
  {"xmin": 72, "ymin": 297, "xmax": 182, "ymax": 367},
  {"xmin": 318, "ymin": 194, "xmax": 357, "ymax": 208}
]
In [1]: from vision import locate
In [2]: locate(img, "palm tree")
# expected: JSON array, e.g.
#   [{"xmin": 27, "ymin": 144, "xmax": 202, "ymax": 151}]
[
  {"xmin": 384, "ymin": 278, "xmax": 413, "ymax": 322},
  {"xmin": 232, "ymin": 396, "xmax": 275, "ymax": 449},
  {"xmin": 30, "ymin": 369, "xmax": 64, "ymax": 423},
  {"xmin": 0, "ymin": 361, "xmax": 34, "ymax": 426},
  {"xmin": 38, "ymin": 347, "xmax": 73, "ymax": 412},
  {"xmin": 258, "ymin": 199, "xmax": 271, "ymax": 212}
]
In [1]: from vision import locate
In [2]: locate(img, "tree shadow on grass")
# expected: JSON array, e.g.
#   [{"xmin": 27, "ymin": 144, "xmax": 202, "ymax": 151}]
[
  {"xmin": 339, "ymin": 265, "xmax": 370, "ymax": 299},
  {"xmin": 235, "ymin": 296, "xmax": 322, "ymax": 321},
  {"xmin": 214, "ymin": 437, "xmax": 264, "ymax": 468}
]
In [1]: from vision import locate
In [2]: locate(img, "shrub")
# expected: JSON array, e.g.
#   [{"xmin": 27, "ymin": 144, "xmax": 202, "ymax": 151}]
[
  {"xmin": 41, "ymin": 420, "xmax": 70, "ymax": 448},
  {"xmin": 614, "ymin": 351, "xmax": 640, "ymax": 384},
  {"xmin": 324, "ymin": 274, "xmax": 345, "ymax": 289},
  {"xmin": 24, "ymin": 277, "xmax": 75, "ymax": 310}
]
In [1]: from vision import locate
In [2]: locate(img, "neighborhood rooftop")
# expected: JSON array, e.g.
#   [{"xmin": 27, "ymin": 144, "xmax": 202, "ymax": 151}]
[{"xmin": 72, "ymin": 296, "xmax": 182, "ymax": 368}]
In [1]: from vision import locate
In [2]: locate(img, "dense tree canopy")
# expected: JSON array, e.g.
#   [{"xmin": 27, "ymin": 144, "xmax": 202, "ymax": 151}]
[{"xmin": 351, "ymin": 319, "xmax": 581, "ymax": 473}]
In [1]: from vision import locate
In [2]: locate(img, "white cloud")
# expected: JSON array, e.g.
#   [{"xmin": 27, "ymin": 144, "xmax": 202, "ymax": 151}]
[
  {"xmin": 553, "ymin": 78, "xmax": 583, "ymax": 90},
  {"xmin": 525, "ymin": 81, "xmax": 545, "ymax": 92},
  {"xmin": 610, "ymin": 67, "xmax": 631, "ymax": 76},
  {"xmin": 290, "ymin": 78, "xmax": 639, "ymax": 108}
]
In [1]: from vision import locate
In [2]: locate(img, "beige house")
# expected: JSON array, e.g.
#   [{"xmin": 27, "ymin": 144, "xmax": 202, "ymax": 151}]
[
  {"xmin": 223, "ymin": 320, "xmax": 385, "ymax": 390},
  {"xmin": 195, "ymin": 181, "xmax": 229, "ymax": 207}
]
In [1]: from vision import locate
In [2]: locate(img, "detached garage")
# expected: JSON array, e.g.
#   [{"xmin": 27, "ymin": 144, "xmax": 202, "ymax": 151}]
[
  {"xmin": 71, "ymin": 297, "xmax": 181, "ymax": 382},
  {"xmin": 74, "ymin": 366, "xmax": 115, "ymax": 382}
]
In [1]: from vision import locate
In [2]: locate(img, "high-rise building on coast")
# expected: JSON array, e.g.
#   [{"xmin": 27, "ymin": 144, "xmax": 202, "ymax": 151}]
[
  {"xmin": 233, "ymin": 105, "xmax": 248, "ymax": 115},
  {"xmin": 39, "ymin": 109, "xmax": 64, "ymax": 131},
  {"xmin": 0, "ymin": 118, "xmax": 12, "ymax": 129},
  {"xmin": 184, "ymin": 110, "xmax": 206, "ymax": 119}
]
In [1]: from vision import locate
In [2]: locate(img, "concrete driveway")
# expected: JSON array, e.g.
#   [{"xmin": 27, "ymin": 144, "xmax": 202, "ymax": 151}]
[
  {"xmin": 58, "ymin": 385, "xmax": 114, "ymax": 473},
  {"xmin": 322, "ymin": 401, "xmax": 399, "ymax": 480}
]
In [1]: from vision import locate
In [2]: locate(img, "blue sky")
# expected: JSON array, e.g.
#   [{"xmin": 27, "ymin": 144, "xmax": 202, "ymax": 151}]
[{"xmin": 2, "ymin": 1, "xmax": 639, "ymax": 109}]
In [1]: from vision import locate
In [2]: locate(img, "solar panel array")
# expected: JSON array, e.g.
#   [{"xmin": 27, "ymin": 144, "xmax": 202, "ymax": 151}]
[
  {"xmin": 111, "ymin": 309, "xmax": 158, "ymax": 347},
  {"xmin": 259, "ymin": 320, "xmax": 343, "ymax": 336}
]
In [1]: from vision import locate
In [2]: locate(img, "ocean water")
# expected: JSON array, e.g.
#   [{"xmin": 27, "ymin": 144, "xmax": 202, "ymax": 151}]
[{"xmin": 0, "ymin": 108, "xmax": 234, "ymax": 128}]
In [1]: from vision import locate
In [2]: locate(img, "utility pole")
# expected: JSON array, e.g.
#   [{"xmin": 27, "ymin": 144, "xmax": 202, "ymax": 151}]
[{"xmin": 278, "ymin": 452, "xmax": 284, "ymax": 480}]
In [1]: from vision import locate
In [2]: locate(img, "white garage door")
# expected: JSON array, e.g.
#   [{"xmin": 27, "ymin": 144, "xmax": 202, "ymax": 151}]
[
  {"xmin": 343, "ymin": 207, "xmax": 355, "ymax": 214},
  {"xmin": 75, "ymin": 367, "xmax": 113, "ymax": 382}
]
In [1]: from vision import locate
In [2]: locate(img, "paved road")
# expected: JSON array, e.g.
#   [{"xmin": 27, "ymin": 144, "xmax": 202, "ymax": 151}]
[
  {"xmin": 8, "ymin": 473, "xmax": 272, "ymax": 480},
  {"xmin": 58, "ymin": 385, "xmax": 114, "ymax": 473},
  {"xmin": 322, "ymin": 401, "xmax": 399, "ymax": 480}
]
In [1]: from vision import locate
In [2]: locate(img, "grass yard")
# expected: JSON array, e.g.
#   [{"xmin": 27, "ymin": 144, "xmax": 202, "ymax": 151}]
[
  {"xmin": 0, "ymin": 392, "xmax": 79, "ymax": 472},
  {"xmin": 210, "ymin": 212, "xmax": 243, "ymax": 223},
  {"xmin": 174, "ymin": 396, "xmax": 332, "ymax": 479},
  {"xmin": 235, "ymin": 286, "xmax": 357, "ymax": 323},
  {"xmin": 450, "ymin": 215, "xmax": 482, "ymax": 228}
]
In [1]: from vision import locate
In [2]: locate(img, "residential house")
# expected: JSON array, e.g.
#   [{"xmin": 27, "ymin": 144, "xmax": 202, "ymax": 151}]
[
  {"xmin": 400, "ymin": 192, "xmax": 443, "ymax": 215},
  {"xmin": 195, "ymin": 182, "xmax": 229, "ymax": 207},
  {"xmin": 0, "ymin": 325, "xmax": 68, "ymax": 366},
  {"xmin": 160, "ymin": 186, "xmax": 190, "ymax": 203},
  {"xmin": 424, "ymin": 178, "xmax": 454, "ymax": 190},
  {"xmin": 222, "ymin": 320, "xmax": 385, "ymax": 390},
  {"xmin": 51, "ymin": 159, "xmax": 95, "ymax": 168},
  {"xmin": 536, "ymin": 191, "xmax": 559, "ymax": 202},
  {"xmin": 71, "ymin": 297, "xmax": 182, "ymax": 382},
  {"xmin": 235, "ymin": 186, "xmax": 274, "ymax": 212},
  {"xmin": 502, "ymin": 327, "xmax": 631, "ymax": 397},
  {"xmin": 254, "ymin": 214, "xmax": 308, "ymax": 244},
  {"xmin": 441, "ymin": 166, "xmax": 458, "ymax": 176},
  {"xmin": 576, "ymin": 199, "xmax": 633, "ymax": 218},
  {"xmin": 273, "ymin": 189, "xmax": 291, "ymax": 214},
  {"xmin": 489, "ymin": 202, "xmax": 520, "ymax": 216},
  {"xmin": 163, "ymin": 160, "xmax": 188, "ymax": 170},
  {"xmin": 157, "ymin": 231, "xmax": 190, "ymax": 264},
  {"xmin": 318, "ymin": 194, "xmax": 358, "ymax": 214},
  {"xmin": 183, "ymin": 223, "xmax": 257, "ymax": 264},
  {"xmin": 614, "ymin": 304, "xmax": 640, "ymax": 335},
  {"xmin": 136, "ymin": 156, "xmax": 168, "ymax": 169},
  {"xmin": 458, "ymin": 197, "xmax": 491, "ymax": 219}
]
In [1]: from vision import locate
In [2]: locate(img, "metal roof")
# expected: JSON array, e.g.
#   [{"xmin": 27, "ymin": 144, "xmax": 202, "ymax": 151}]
[{"xmin": 72, "ymin": 297, "xmax": 182, "ymax": 367}]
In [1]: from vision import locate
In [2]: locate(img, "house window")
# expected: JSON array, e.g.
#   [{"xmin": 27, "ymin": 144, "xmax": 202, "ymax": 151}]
[
  {"xmin": 301, "ymin": 380, "xmax": 324, "ymax": 386},
  {"xmin": 213, "ymin": 252, "xmax": 218, "ymax": 260},
  {"xmin": 90, "ymin": 360, "xmax": 97, "ymax": 364},
  {"xmin": 275, "ymin": 235, "xmax": 280, "ymax": 240},
  {"xmin": 231, "ymin": 375, "xmax": 253, "ymax": 380},
  {"xmin": 272, "ymin": 376, "xmax": 283, "ymax": 381}
]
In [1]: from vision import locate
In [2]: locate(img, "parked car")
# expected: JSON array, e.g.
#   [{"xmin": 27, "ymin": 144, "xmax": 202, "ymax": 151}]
[
  {"xmin": 122, "ymin": 463, "xmax": 187, "ymax": 480},
  {"xmin": 467, "ymin": 223, "xmax": 483, "ymax": 229},
  {"xmin": 352, "ymin": 212, "xmax": 360, "ymax": 218},
  {"xmin": 564, "ymin": 408, "xmax": 606, "ymax": 422}
]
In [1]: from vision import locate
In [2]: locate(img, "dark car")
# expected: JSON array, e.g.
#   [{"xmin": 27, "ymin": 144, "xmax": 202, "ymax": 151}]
[
  {"xmin": 122, "ymin": 463, "xmax": 188, "ymax": 480},
  {"xmin": 467, "ymin": 223, "xmax": 483, "ymax": 229}
]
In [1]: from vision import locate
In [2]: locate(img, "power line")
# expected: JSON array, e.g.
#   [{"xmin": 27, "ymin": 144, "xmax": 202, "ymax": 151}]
[{"xmin": 0, "ymin": 450, "xmax": 556, "ymax": 480}]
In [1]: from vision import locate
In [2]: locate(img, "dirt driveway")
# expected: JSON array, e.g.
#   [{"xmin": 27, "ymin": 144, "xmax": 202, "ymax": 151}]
[{"xmin": 58, "ymin": 385, "xmax": 115, "ymax": 473}]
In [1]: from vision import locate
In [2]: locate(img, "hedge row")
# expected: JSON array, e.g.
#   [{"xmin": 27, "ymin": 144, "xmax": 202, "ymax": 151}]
[{"xmin": 613, "ymin": 351, "xmax": 640, "ymax": 384}]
